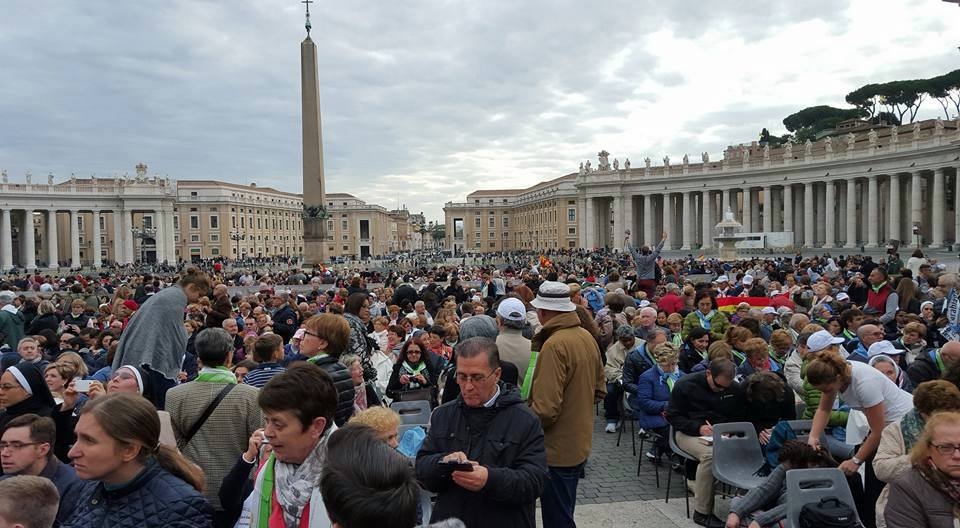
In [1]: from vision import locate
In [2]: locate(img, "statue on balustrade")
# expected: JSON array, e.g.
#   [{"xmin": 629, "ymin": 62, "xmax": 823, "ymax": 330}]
[
  {"xmin": 25, "ymin": 171, "xmax": 31, "ymax": 184},
  {"xmin": 584, "ymin": 160, "xmax": 592, "ymax": 172},
  {"xmin": 624, "ymin": 158, "xmax": 630, "ymax": 170},
  {"xmin": 701, "ymin": 152, "xmax": 710, "ymax": 163},
  {"xmin": 912, "ymin": 121, "xmax": 921, "ymax": 141},
  {"xmin": 804, "ymin": 139, "xmax": 812, "ymax": 156},
  {"xmin": 644, "ymin": 157, "xmax": 651, "ymax": 168},
  {"xmin": 867, "ymin": 128, "xmax": 878, "ymax": 147},
  {"xmin": 662, "ymin": 156, "xmax": 670, "ymax": 168},
  {"xmin": 824, "ymin": 136, "xmax": 833, "ymax": 153},
  {"xmin": 579, "ymin": 162, "xmax": 585, "ymax": 176},
  {"xmin": 889, "ymin": 125, "xmax": 898, "ymax": 144},
  {"xmin": 741, "ymin": 146, "xmax": 749, "ymax": 163},
  {"xmin": 763, "ymin": 144, "xmax": 770, "ymax": 160},
  {"xmin": 613, "ymin": 158, "xmax": 620, "ymax": 170},
  {"xmin": 597, "ymin": 150, "xmax": 611, "ymax": 171},
  {"xmin": 47, "ymin": 173, "xmax": 54, "ymax": 185},
  {"xmin": 784, "ymin": 142, "xmax": 793, "ymax": 159},
  {"xmin": 935, "ymin": 118, "xmax": 944, "ymax": 135},
  {"xmin": 1, "ymin": 170, "xmax": 6, "ymax": 184},
  {"xmin": 682, "ymin": 154, "xmax": 689, "ymax": 166},
  {"xmin": 846, "ymin": 133, "xmax": 856, "ymax": 150}
]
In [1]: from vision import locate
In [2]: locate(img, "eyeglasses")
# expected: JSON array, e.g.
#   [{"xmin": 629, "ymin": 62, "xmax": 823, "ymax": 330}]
[
  {"xmin": 930, "ymin": 443, "xmax": 960, "ymax": 456},
  {"xmin": 0, "ymin": 384, "xmax": 23, "ymax": 391},
  {"xmin": 302, "ymin": 330, "xmax": 320, "ymax": 339},
  {"xmin": 110, "ymin": 372, "xmax": 135, "ymax": 382},
  {"xmin": 455, "ymin": 369, "xmax": 498, "ymax": 384},
  {"xmin": 0, "ymin": 441, "xmax": 42, "ymax": 451}
]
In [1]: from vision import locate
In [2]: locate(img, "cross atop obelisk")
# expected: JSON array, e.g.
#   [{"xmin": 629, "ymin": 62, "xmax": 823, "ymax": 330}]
[{"xmin": 300, "ymin": 0, "xmax": 327, "ymax": 267}]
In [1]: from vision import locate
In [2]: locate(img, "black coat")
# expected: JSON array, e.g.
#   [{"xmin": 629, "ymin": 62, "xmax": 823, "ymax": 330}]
[
  {"xmin": 416, "ymin": 384, "xmax": 548, "ymax": 528},
  {"xmin": 25, "ymin": 313, "xmax": 59, "ymax": 335},
  {"xmin": 307, "ymin": 355, "xmax": 356, "ymax": 427},
  {"xmin": 906, "ymin": 350, "xmax": 944, "ymax": 387},
  {"xmin": 666, "ymin": 371, "xmax": 743, "ymax": 437}
]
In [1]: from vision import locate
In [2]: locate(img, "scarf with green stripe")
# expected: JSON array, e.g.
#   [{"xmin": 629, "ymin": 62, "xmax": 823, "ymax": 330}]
[{"xmin": 196, "ymin": 366, "xmax": 237, "ymax": 384}]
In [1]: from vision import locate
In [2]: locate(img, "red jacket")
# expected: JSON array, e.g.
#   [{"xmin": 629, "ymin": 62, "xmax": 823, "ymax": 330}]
[{"xmin": 658, "ymin": 293, "xmax": 685, "ymax": 314}]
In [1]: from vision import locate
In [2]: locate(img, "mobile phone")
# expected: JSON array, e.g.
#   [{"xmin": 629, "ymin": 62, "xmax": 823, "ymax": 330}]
[
  {"xmin": 74, "ymin": 380, "xmax": 92, "ymax": 393},
  {"xmin": 438, "ymin": 460, "xmax": 474, "ymax": 472},
  {"xmin": 260, "ymin": 432, "xmax": 270, "ymax": 444}
]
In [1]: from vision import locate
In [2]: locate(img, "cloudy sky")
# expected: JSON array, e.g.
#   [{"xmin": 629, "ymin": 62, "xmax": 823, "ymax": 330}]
[{"xmin": 1, "ymin": 0, "xmax": 956, "ymax": 221}]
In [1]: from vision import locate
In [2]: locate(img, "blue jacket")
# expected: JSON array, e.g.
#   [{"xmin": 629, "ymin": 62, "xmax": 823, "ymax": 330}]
[
  {"xmin": 635, "ymin": 366, "xmax": 683, "ymax": 430},
  {"xmin": 0, "ymin": 456, "xmax": 82, "ymax": 525},
  {"xmin": 60, "ymin": 461, "xmax": 213, "ymax": 528},
  {"xmin": 622, "ymin": 343, "xmax": 657, "ymax": 399}
]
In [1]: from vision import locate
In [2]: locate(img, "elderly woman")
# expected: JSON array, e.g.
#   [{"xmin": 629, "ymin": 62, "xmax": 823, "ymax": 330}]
[
  {"xmin": 339, "ymin": 353, "xmax": 381, "ymax": 416},
  {"xmin": 635, "ymin": 342, "xmax": 683, "ymax": 461},
  {"xmin": 681, "ymin": 292, "xmax": 728, "ymax": 342},
  {"xmin": 736, "ymin": 337, "xmax": 780, "ymax": 378},
  {"xmin": 603, "ymin": 326, "xmax": 638, "ymax": 433},
  {"xmin": 349, "ymin": 406, "xmax": 401, "ymax": 448},
  {"xmin": 884, "ymin": 411, "xmax": 960, "ymax": 528},
  {"xmin": 875, "ymin": 381, "xmax": 960, "ymax": 528}
]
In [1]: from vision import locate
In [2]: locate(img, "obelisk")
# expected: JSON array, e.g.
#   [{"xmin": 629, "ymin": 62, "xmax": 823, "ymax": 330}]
[{"xmin": 300, "ymin": 0, "xmax": 327, "ymax": 267}]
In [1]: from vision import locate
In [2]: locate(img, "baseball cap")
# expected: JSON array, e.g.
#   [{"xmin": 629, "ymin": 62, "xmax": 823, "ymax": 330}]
[
  {"xmin": 761, "ymin": 306, "xmax": 777, "ymax": 315},
  {"xmin": 836, "ymin": 292, "xmax": 850, "ymax": 302},
  {"xmin": 496, "ymin": 298, "xmax": 527, "ymax": 323},
  {"xmin": 806, "ymin": 330, "xmax": 844, "ymax": 353},
  {"xmin": 867, "ymin": 340, "xmax": 902, "ymax": 359}
]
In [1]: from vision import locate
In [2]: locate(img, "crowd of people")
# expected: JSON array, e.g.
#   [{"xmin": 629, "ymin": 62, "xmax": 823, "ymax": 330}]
[{"xmin": 0, "ymin": 241, "xmax": 956, "ymax": 528}]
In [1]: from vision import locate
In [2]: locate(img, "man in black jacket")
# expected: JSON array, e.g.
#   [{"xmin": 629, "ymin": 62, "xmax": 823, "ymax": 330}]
[
  {"xmin": 416, "ymin": 337, "xmax": 548, "ymax": 527},
  {"xmin": 666, "ymin": 359, "xmax": 742, "ymax": 528},
  {"xmin": 907, "ymin": 341, "xmax": 960, "ymax": 386}
]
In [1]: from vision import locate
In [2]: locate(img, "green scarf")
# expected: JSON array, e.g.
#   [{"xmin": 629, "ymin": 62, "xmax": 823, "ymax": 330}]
[
  {"xmin": 520, "ymin": 350, "xmax": 539, "ymax": 400},
  {"xmin": 899, "ymin": 409, "xmax": 925, "ymax": 451},
  {"xmin": 870, "ymin": 282, "xmax": 885, "ymax": 293},
  {"xmin": 256, "ymin": 453, "xmax": 276, "ymax": 528},
  {"xmin": 196, "ymin": 366, "xmax": 237, "ymax": 384}
]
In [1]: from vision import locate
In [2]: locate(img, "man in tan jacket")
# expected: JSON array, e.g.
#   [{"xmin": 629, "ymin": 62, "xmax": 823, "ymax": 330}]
[{"xmin": 528, "ymin": 281, "xmax": 605, "ymax": 528}]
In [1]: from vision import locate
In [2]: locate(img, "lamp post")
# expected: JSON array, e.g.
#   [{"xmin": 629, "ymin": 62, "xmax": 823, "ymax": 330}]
[
  {"xmin": 130, "ymin": 219, "xmax": 157, "ymax": 265},
  {"xmin": 231, "ymin": 232, "xmax": 246, "ymax": 262}
]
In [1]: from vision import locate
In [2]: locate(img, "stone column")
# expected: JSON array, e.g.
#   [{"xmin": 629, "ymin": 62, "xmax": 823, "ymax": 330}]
[
  {"xmin": 662, "ymin": 194, "xmax": 673, "ymax": 249},
  {"xmin": 889, "ymin": 174, "xmax": 901, "ymax": 243},
  {"xmin": 911, "ymin": 171, "xmax": 922, "ymax": 237},
  {"xmin": 163, "ymin": 206, "xmax": 176, "ymax": 264},
  {"xmin": 681, "ymin": 192, "xmax": 692, "ymax": 250},
  {"xmin": 701, "ymin": 191, "xmax": 712, "ymax": 250},
  {"xmin": 931, "ymin": 168, "xmax": 945, "ymax": 248},
  {"xmin": 152, "ymin": 210, "xmax": 164, "ymax": 263},
  {"xmin": 742, "ymin": 189, "xmax": 752, "ymax": 232},
  {"xmin": 584, "ymin": 198, "xmax": 595, "ymax": 249},
  {"xmin": 845, "ymin": 179, "xmax": 857, "ymax": 248},
  {"xmin": 642, "ymin": 194, "xmax": 653, "ymax": 246},
  {"xmin": 761, "ymin": 187, "xmax": 772, "ymax": 233},
  {"xmin": 69, "ymin": 210, "xmax": 81, "ymax": 268},
  {"xmin": 46, "ymin": 210, "xmax": 58, "ymax": 269},
  {"xmin": 0, "ymin": 210, "xmax": 10, "ymax": 271},
  {"xmin": 622, "ymin": 195, "xmax": 633, "ymax": 250},
  {"xmin": 721, "ymin": 189, "xmax": 730, "ymax": 214},
  {"xmin": 824, "ymin": 181, "xmax": 836, "ymax": 248},
  {"xmin": 804, "ymin": 183, "xmax": 815, "ymax": 247},
  {"xmin": 91, "ymin": 210, "xmax": 102, "ymax": 268},
  {"xmin": 122, "ymin": 209, "xmax": 134, "ymax": 264},
  {"xmin": 867, "ymin": 176, "xmax": 879, "ymax": 247},
  {"xmin": 21, "ymin": 210, "xmax": 35, "ymax": 270},
  {"xmin": 113, "ymin": 211, "xmax": 123, "ymax": 265},
  {"xmin": 783, "ymin": 185, "xmax": 793, "ymax": 233},
  {"xmin": 612, "ymin": 196, "xmax": 624, "ymax": 251}
]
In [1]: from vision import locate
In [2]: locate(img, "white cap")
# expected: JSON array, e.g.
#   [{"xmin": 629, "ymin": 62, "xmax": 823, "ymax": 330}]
[
  {"xmin": 742, "ymin": 275, "xmax": 754, "ymax": 285},
  {"xmin": 836, "ymin": 292, "xmax": 850, "ymax": 302},
  {"xmin": 496, "ymin": 298, "xmax": 527, "ymax": 323},
  {"xmin": 807, "ymin": 330, "xmax": 845, "ymax": 353},
  {"xmin": 716, "ymin": 275, "xmax": 729, "ymax": 283},
  {"xmin": 867, "ymin": 340, "xmax": 902, "ymax": 359},
  {"xmin": 761, "ymin": 306, "xmax": 777, "ymax": 315}
]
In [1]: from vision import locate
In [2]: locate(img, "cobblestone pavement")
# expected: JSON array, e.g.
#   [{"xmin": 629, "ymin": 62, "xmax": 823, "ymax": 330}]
[{"xmin": 577, "ymin": 412, "xmax": 687, "ymax": 506}]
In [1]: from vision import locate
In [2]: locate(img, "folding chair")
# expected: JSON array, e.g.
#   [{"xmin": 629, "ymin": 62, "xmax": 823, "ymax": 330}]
[
  {"xmin": 784, "ymin": 468, "xmax": 861, "ymax": 528},
  {"xmin": 665, "ymin": 426, "xmax": 697, "ymax": 519},
  {"xmin": 711, "ymin": 422, "xmax": 768, "ymax": 491},
  {"xmin": 637, "ymin": 428, "xmax": 663, "ymax": 488},
  {"xmin": 390, "ymin": 400, "xmax": 432, "ymax": 426},
  {"xmin": 616, "ymin": 394, "xmax": 637, "ymax": 456}
]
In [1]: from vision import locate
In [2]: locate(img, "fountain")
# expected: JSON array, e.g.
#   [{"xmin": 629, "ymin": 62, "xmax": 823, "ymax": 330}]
[{"xmin": 714, "ymin": 207, "xmax": 747, "ymax": 261}]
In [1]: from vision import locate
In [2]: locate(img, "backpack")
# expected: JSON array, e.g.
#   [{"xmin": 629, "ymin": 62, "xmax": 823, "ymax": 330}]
[
  {"xmin": 798, "ymin": 497, "xmax": 859, "ymax": 528},
  {"xmin": 582, "ymin": 287, "xmax": 605, "ymax": 314}
]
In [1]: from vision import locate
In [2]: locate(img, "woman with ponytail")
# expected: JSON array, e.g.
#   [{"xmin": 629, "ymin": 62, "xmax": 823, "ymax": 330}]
[
  {"xmin": 61, "ymin": 393, "xmax": 213, "ymax": 528},
  {"xmin": 804, "ymin": 329, "xmax": 914, "ymax": 528}
]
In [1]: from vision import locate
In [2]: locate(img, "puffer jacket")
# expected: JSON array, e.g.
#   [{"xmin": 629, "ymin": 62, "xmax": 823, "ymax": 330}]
[
  {"xmin": 60, "ymin": 461, "xmax": 213, "ymax": 528},
  {"xmin": 416, "ymin": 383, "xmax": 548, "ymax": 528},
  {"xmin": 307, "ymin": 355, "xmax": 355, "ymax": 426}
]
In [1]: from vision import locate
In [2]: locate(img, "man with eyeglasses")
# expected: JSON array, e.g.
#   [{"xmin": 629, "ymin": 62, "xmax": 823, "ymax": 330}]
[
  {"xmin": 0, "ymin": 414, "xmax": 81, "ymax": 524},
  {"xmin": 666, "ymin": 358, "xmax": 742, "ymax": 528},
  {"xmin": 416, "ymin": 337, "xmax": 548, "ymax": 527},
  {"xmin": 844, "ymin": 323, "xmax": 886, "ymax": 363}
]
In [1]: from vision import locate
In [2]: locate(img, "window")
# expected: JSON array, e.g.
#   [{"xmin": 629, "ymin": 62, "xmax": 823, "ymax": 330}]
[
  {"xmin": 488, "ymin": 216, "xmax": 495, "ymax": 228},
  {"xmin": 173, "ymin": 216, "xmax": 179, "ymax": 230},
  {"xmin": 341, "ymin": 220, "xmax": 348, "ymax": 231},
  {"xmin": 342, "ymin": 235, "xmax": 348, "ymax": 241},
  {"xmin": 474, "ymin": 217, "xmax": 481, "ymax": 228},
  {"xmin": 190, "ymin": 216, "xmax": 199, "ymax": 229},
  {"xmin": 77, "ymin": 216, "xmax": 83, "ymax": 229},
  {"xmin": 489, "ymin": 242, "xmax": 496, "ymax": 248},
  {"xmin": 210, "ymin": 216, "xmax": 219, "ymax": 229},
  {"xmin": 503, "ymin": 217, "xmax": 509, "ymax": 228},
  {"xmin": 100, "ymin": 236, "xmax": 106, "ymax": 245},
  {"xmin": 211, "ymin": 248, "xmax": 220, "ymax": 256},
  {"xmin": 231, "ymin": 216, "xmax": 236, "ymax": 228},
  {"xmin": 327, "ymin": 220, "xmax": 334, "ymax": 232},
  {"xmin": 99, "ymin": 216, "xmax": 105, "ymax": 231},
  {"xmin": 174, "ymin": 235, "xmax": 180, "ymax": 243},
  {"xmin": 257, "ymin": 218, "xmax": 262, "ymax": 229},
  {"xmin": 210, "ymin": 234, "xmax": 220, "ymax": 242},
  {"xmin": 190, "ymin": 234, "xmax": 200, "ymax": 242},
  {"xmin": 567, "ymin": 208, "xmax": 576, "ymax": 222},
  {"xmin": 568, "ymin": 227, "xmax": 577, "ymax": 235},
  {"xmin": 568, "ymin": 240, "xmax": 576, "ymax": 248},
  {"xmin": 342, "ymin": 245, "xmax": 349, "ymax": 251},
  {"xmin": 489, "ymin": 232, "xmax": 495, "ymax": 239},
  {"xmin": 474, "ymin": 240, "xmax": 481, "ymax": 248}
]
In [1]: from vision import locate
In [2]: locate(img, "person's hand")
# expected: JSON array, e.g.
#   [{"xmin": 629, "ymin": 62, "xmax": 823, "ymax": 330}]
[
  {"xmin": 452, "ymin": 461, "xmax": 487, "ymax": 491},
  {"xmin": 699, "ymin": 424, "xmax": 713, "ymax": 436},
  {"xmin": 725, "ymin": 513, "xmax": 740, "ymax": 528},
  {"xmin": 442, "ymin": 451, "xmax": 469, "ymax": 464},
  {"xmin": 807, "ymin": 435, "xmax": 822, "ymax": 452},
  {"xmin": 661, "ymin": 231, "xmax": 668, "ymax": 241},
  {"xmin": 759, "ymin": 428, "xmax": 772, "ymax": 445},
  {"xmin": 245, "ymin": 428, "xmax": 266, "ymax": 462},
  {"xmin": 62, "ymin": 381, "xmax": 79, "ymax": 411},
  {"xmin": 86, "ymin": 381, "xmax": 106, "ymax": 400},
  {"xmin": 400, "ymin": 374, "xmax": 410, "ymax": 385},
  {"xmin": 415, "ymin": 373, "xmax": 426, "ymax": 384},
  {"xmin": 178, "ymin": 371, "xmax": 188, "ymax": 382},
  {"xmin": 838, "ymin": 459, "xmax": 860, "ymax": 476},
  {"xmin": 748, "ymin": 522, "xmax": 762, "ymax": 528}
]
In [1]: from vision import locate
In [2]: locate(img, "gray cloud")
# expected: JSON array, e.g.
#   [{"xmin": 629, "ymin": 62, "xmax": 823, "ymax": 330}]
[{"xmin": 0, "ymin": 0, "xmax": 956, "ymax": 221}]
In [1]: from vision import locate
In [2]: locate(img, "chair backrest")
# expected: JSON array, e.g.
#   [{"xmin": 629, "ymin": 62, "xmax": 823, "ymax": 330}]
[
  {"xmin": 668, "ymin": 426, "xmax": 698, "ymax": 461},
  {"xmin": 785, "ymin": 468, "xmax": 860, "ymax": 528},
  {"xmin": 390, "ymin": 400, "xmax": 432, "ymax": 425},
  {"xmin": 711, "ymin": 422, "xmax": 766, "ymax": 483}
]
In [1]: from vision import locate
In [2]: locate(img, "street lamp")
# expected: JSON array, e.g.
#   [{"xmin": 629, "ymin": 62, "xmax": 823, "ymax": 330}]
[
  {"xmin": 231, "ymin": 232, "xmax": 246, "ymax": 260},
  {"xmin": 130, "ymin": 219, "xmax": 157, "ymax": 265}
]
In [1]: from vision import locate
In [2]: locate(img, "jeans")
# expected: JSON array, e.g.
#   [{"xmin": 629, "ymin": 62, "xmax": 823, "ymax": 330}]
[
  {"xmin": 603, "ymin": 382, "xmax": 623, "ymax": 422},
  {"xmin": 541, "ymin": 463, "xmax": 584, "ymax": 528}
]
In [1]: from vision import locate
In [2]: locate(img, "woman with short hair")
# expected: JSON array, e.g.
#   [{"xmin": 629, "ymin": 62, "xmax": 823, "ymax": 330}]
[{"xmin": 61, "ymin": 393, "xmax": 212, "ymax": 528}]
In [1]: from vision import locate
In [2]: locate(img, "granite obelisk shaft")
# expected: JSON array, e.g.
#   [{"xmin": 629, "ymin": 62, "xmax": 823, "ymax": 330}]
[{"xmin": 301, "ymin": 35, "xmax": 326, "ymax": 266}]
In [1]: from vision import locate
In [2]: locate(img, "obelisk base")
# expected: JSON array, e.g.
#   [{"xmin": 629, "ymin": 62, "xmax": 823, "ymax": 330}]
[{"xmin": 303, "ymin": 217, "xmax": 326, "ymax": 268}]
